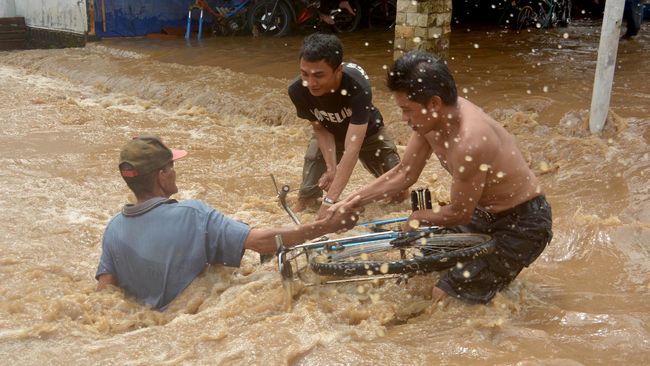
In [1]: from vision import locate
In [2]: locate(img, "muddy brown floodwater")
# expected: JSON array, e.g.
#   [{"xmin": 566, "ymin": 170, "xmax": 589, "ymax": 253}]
[{"xmin": 1, "ymin": 18, "xmax": 649, "ymax": 365}]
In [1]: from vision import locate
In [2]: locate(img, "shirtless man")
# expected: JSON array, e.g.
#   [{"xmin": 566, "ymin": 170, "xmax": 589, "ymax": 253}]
[{"xmin": 332, "ymin": 51, "xmax": 553, "ymax": 304}]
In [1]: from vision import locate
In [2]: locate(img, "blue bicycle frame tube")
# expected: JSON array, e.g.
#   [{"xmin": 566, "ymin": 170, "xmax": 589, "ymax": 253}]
[
  {"xmin": 292, "ymin": 226, "xmax": 439, "ymax": 251},
  {"xmin": 357, "ymin": 217, "xmax": 408, "ymax": 227}
]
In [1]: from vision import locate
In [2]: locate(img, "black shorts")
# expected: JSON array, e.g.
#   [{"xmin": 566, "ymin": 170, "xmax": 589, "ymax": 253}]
[{"xmin": 436, "ymin": 195, "xmax": 553, "ymax": 304}]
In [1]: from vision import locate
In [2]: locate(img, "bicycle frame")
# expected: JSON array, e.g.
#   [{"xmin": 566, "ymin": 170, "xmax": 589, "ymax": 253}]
[
  {"xmin": 269, "ymin": 174, "xmax": 438, "ymax": 287},
  {"xmin": 196, "ymin": 0, "xmax": 256, "ymax": 34},
  {"xmin": 500, "ymin": 0, "xmax": 570, "ymax": 29}
]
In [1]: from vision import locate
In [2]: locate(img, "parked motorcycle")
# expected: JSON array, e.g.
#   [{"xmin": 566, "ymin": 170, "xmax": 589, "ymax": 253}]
[{"xmin": 248, "ymin": 0, "xmax": 362, "ymax": 37}]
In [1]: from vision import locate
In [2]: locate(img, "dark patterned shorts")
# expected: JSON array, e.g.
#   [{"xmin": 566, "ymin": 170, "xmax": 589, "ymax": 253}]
[{"xmin": 436, "ymin": 195, "xmax": 553, "ymax": 304}]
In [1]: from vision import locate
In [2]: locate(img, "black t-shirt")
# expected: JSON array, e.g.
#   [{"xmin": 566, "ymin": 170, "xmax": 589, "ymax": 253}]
[{"xmin": 288, "ymin": 63, "xmax": 384, "ymax": 141}]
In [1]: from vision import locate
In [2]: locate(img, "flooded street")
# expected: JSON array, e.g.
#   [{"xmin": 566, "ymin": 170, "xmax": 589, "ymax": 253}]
[{"xmin": 1, "ymin": 18, "xmax": 649, "ymax": 364}]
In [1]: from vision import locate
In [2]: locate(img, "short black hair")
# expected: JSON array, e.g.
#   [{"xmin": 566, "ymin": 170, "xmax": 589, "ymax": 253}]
[
  {"xmin": 299, "ymin": 33, "xmax": 343, "ymax": 69},
  {"xmin": 387, "ymin": 51, "xmax": 458, "ymax": 106}
]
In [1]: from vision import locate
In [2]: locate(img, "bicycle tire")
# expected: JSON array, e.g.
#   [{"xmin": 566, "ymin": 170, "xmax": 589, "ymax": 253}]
[
  {"xmin": 333, "ymin": 0, "xmax": 362, "ymax": 33},
  {"xmin": 516, "ymin": 5, "xmax": 534, "ymax": 29},
  {"xmin": 310, "ymin": 233, "xmax": 496, "ymax": 277},
  {"xmin": 248, "ymin": 0, "xmax": 293, "ymax": 37},
  {"xmin": 368, "ymin": 0, "xmax": 396, "ymax": 30}
]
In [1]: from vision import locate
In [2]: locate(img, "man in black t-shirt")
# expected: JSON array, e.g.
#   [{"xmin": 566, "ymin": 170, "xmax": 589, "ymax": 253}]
[{"xmin": 288, "ymin": 33, "xmax": 402, "ymax": 218}]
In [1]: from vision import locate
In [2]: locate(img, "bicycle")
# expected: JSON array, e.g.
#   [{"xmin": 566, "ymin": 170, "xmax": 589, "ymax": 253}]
[
  {"xmin": 269, "ymin": 175, "xmax": 496, "ymax": 301},
  {"xmin": 500, "ymin": 0, "xmax": 571, "ymax": 30}
]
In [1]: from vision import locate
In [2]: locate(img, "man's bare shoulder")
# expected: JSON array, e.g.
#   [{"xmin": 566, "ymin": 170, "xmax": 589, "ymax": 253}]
[
  {"xmin": 457, "ymin": 123, "xmax": 498, "ymax": 157},
  {"xmin": 455, "ymin": 102, "xmax": 500, "ymax": 164}
]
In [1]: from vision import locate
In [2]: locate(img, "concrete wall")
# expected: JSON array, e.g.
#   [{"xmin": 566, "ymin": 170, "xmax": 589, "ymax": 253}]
[
  {"xmin": 15, "ymin": 0, "xmax": 87, "ymax": 34},
  {"xmin": 0, "ymin": 0, "xmax": 17, "ymax": 17}
]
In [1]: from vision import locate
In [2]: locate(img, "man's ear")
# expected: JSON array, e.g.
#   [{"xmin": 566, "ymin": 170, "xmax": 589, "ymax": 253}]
[
  {"xmin": 335, "ymin": 63, "xmax": 343, "ymax": 75},
  {"xmin": 155, "ymin": 169, "xmax": 167, "ymax": 188},
  {"xmin": 427, "ymin": 96, "xmax": 443, "ymax": 112}
]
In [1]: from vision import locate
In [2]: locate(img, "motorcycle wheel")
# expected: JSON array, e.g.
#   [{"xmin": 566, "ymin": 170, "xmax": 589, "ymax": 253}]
[
  {"xmin": 248, "ymin": 0, "xmax": 293, "ymax": 37},
  {"xmin": 368, "ymin": 0, "xmax": 396, "ymax": 30},
  {"xmin": 333, "ymin": 0, "xmax": 362, "ymax": 33}
]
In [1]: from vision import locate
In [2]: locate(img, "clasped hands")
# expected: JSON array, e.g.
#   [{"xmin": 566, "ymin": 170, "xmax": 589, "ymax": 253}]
[
  {"xmin": 325, "ymin": 196, "xmax": 436, "ymax": 233},
  {"xmin": 318, "ymin": 195, "xmax": 365, "ymax": 234}
]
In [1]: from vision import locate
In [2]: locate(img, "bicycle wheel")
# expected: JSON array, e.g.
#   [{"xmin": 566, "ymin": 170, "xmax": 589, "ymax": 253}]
[
  {"xmin": 248, "ymin": 0, "xmax": 293, "ymax": 37},
  {"xmin": 516, "ymin": 5, "xmax": 538, "ymax": 29},
  {"xmin": 368, "ymin": 0, "xmax": 396, "ymax": 30},
  {"xmin": 310, "ymin": 233, "xmax": 496, "ymax": 277},
  {"xmin": 333, "ymin": 0, "xmax": 362, "ymax": 33}
]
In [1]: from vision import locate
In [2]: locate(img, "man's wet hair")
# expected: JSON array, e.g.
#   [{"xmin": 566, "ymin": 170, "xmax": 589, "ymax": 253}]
[
  {"xmin": 387, "ymin": 51, "xmax": 458, "ymax": 106},
  {"xmin": 299, "ymin": 33, "xmax": 343, "ymax": 69}
]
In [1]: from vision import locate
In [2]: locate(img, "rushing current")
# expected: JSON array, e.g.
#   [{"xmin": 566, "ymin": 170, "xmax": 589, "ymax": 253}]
[{"xmin": 0, "ymin": 17, "xmax": 648, "ymax": 365}]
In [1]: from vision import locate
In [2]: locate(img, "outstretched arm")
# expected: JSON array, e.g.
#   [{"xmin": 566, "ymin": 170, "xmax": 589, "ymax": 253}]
[
  {"xmin": 404, "ymin": 137, "xmax": 493, "ymax": 229},
  {"xmin": 244, "ymin": 196, "xmax": 364, "ymax": 254},
  {"xmin": 334, "ymin": 132, "xmax": 432, "ymax": 207}
]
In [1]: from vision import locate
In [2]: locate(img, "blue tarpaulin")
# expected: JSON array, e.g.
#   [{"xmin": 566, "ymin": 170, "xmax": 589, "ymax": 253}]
[{"xmin": 95, "ymin": 0, "xmax": 222, "ymax": 37}]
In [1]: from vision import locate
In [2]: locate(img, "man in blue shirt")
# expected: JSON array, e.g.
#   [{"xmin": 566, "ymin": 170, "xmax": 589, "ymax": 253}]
[{"xmin": 96, "ymin": 135, "xmax": 362, "ymax": 310}]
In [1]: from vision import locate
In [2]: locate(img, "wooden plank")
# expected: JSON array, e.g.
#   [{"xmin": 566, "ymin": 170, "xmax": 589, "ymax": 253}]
[
  {"xmin": 0, "ymin": 17, "xmax": 26, "ymax": 26},
  {"xmin": 0, "ymin": 29, "xmax": 26, "ymax": 36},
  {"xmin": 0, "ymin": 32, "xmax": 26, "ymax": 41},
  {"xmin": 88, "ymin": 0, "xmax": 96, "ymax": 36},
  {"xmin": 0, "ymin": 27, "xmax": 26, "ymax": 33},
  {"xmin": 0, "ymin": 39, "xmax": 26, "ymax": 50},
  {"xmin": 589, "ymin": 0, "xmax": 626, "ymax": 133},
  {"xmin": 0, "ymin": 24, "xmax": 27, "ymax": 31},
  {"xmin": 0, "ymin": 17, "xmax": 26, "ymax": 50},
  {"xmin": 0, "ymin": 24, "xmax": 26, "ymax": 29}
]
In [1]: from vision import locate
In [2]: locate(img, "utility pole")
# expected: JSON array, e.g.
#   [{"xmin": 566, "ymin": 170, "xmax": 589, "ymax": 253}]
[{"xmin": 589, "ymin": 0, "xmax": 625, "ymax": 133}]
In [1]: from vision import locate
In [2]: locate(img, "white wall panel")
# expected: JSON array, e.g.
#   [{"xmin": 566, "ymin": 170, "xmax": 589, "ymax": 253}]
[
  {"xmin": 15, "ymin": 0, "xmax": 87, "ymax": 33},
  {"xmin": 0, "ymin": 0, "xmax": 17, "ymax": 17}
]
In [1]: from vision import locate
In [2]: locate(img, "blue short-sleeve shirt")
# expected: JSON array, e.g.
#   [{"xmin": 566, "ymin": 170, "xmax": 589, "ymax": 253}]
[{"xmin": 96, "ymin": 198, "xmax": 250, "ymax": 310}]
